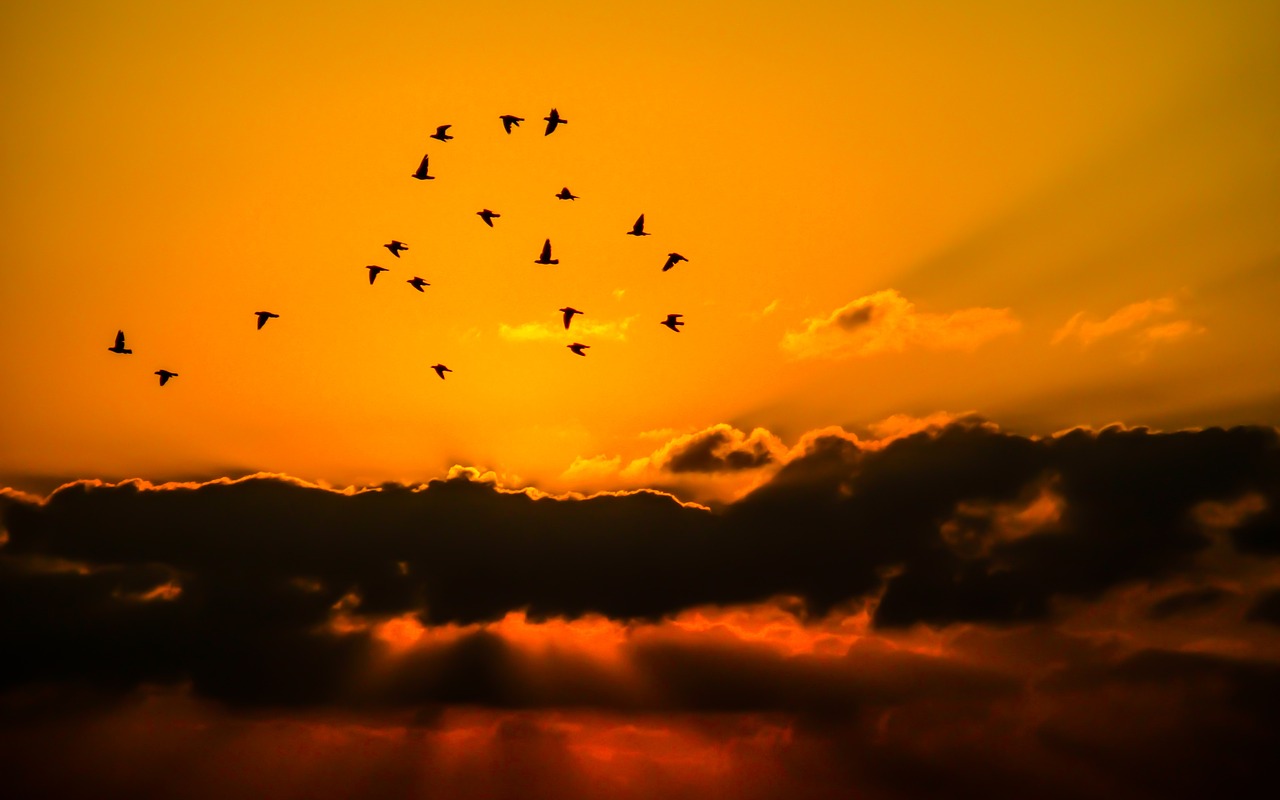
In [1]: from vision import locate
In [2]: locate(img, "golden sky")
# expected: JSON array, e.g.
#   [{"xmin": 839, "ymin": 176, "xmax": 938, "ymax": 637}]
[
  {"xmin": 2, "ymin": 0, "xmax": 1277, "ymax": 490},
  {"xmin": 6, "ymin": 6, "xmax": 1280, "ymax": 795}
]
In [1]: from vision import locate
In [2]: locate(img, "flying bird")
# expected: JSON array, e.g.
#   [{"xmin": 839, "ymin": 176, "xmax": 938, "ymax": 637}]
[
  {"xmin": 154, "ymin": 369, "xmax": 178, "ymax": 386},
  {"xmin": 627, "ymin": 214, "xmax": 650, "ymax": 236},
  {"xmin": 407, "ymin": 276, "xmax": 430, "ymax": 292},
  {"xmin": 500, "ymin": 114, "xmax": 524, "ymax": 133},
  {"xmin": 567, "ymin": 343, "xmax": 589, "ymax": 356},
  {"xmin": 384, "ymin": 240, "xmax": 408, "ymax": 257},
  {"xmin": 477, "ymin": 209, "xmax": 500, "ymax": 227},
  {"xmin": 559, "ymin": 307, "xmax": 583, "ymax": 329},
  {"xmin": 662, "ymin": 253, "xmax": 687, "ymax": 272},
  {"xmin": 411, "ymin": 154, "xmax": 434, "ymax": 180},
  {"xmin": 429, "ymin": 125, "xmax": 453, "ymax": 142},
  {"xmin": 661, "ymin": 314, "xmax": 685, "ymax": 332},
  {"xmin": 543, "ymin": 108, "xmax": 567, "ymax": 135},
  {"xmin": 535, "ymin": 239, "xmax": 559, "ymax": 265},
  {"xmin": 255, "ymin": 311, "xmax": 279, "ymax": 330},
  {"xmin": 107, "ymin": 330, "xmax": 132, "ymax": 354},
  {"xmin": 366, "ymin": 265, "xmax": 389, "ymax": 284},
  {"xmin": 431, "ymin": 364, "xmax": 452, "ymax": 379},
  {"xmin": 555, "ymin": 187, "xmax": 579, "ymax": 200}
]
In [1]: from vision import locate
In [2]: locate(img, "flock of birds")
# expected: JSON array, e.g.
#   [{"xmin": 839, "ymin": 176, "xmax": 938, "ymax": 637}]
[{"xmin": 108, "ymin": 108, "xmax": 688, "ymax": 385}]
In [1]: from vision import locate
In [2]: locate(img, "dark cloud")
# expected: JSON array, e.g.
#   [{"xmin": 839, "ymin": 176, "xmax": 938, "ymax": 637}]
[
  {"xmin": 661, "ymin": 426, "xmax": 779, "ymax": 473},
  {"xmin": 835, "ymin": 302, "xmax": 874, "ymax": 330},
  {"xmin": 1145, "ymin": 586, "xmax": 1233, "ymax": 619},
  {"xmin": 1246, "ymin": 588, "xmax": 1280, "ymax": 626},
  {"xmin": 1, "ymin": 422, "xmax": 1278, "ymax": 710}
]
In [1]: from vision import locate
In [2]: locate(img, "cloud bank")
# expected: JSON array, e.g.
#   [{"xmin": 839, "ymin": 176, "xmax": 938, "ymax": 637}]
[{"xmin": 2, "ymin": 420, "xmax": 1278, "ymax": 797}]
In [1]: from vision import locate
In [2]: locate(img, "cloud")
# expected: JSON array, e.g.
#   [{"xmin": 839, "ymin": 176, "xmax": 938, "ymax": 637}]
[
  {"xmin": 650, "ymin": 425, "xmax": 786, "ymax": 474},
  {"xmin": 780, "ymin": 289, "xmax": 1020, "ymax": 359},
  {"xmin": 2, "ymin": 421, "xmax": 1278, "ymax": 713},
  {"xmin": 561, "ymin": 424, "xmax": 789, "ymax": 503},
  {"xmin": 500, "ymin": 316, "xmax": 636, "ymax": 342},
  {"xmin": 1145, "ymin": 586, "xmax": 1234, "ymax": 620},
  {"xmin": 1052, "ymin": 296, "xmax": 1204, "ymax": 354}
]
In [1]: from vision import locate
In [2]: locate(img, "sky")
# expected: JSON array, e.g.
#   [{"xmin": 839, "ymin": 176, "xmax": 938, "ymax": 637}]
[{"xmin": 1, "ymin": 1, "xmax": 1279, "ymax": 798}]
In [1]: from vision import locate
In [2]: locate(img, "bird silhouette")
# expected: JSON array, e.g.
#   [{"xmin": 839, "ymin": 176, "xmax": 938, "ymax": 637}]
[
  {"xmin": 555, "ymin": 187, "xmax": 579, "ymax": 200},
  {"xmin": 535, "ymin": 239, "xmax": 559, "ymax": 265},
  {"xmin": 567, "ymin": 343, "xmax": 590, "ymax": 356},
  {"xmin": 384, "ymin": 240, "xmax": 408, "ymax": 257},
  {"xmin": 662, "ymin": 314, "xmax": 685, "ymax": 332},
  {"xmin": 543, "ymin": 108, "xmax": 567, "ymax": 135},
  {"xmin": 500, "ymin": 114, "xmax": 524, "ymax": 133},
  {"xmin": 367, "ymin": 265, "xmax": 389, "ymax": 284},
  {"xmin": 627, "ymin": 214, "xmax": 650, "ymax": 236},
  {"xmin": 559, "ymin": 307, "xmax": 583, "ymax": 329},
  {"xmin": 255, "ymin": 311, "xmax": 279, "ymax": 330},
  {"xmin": 662, "ymin": 253, "xmax": 687, "ymax": 272},
  {"xmin": 411, "ymin": 154, "xmax": 434, "ymax": 180},
  {"xmin": 477, "ymin": 209, "xmax": 500, "ymax": 227},
  {"xmin": 431, "ymin": 364, "xmax": 452, "ymax": 379},
  {"xmin": 407, "ymin": 276, "xmax": 430, "ymax": 292},
  {"xmin": 155, "ymin": 369, "xmax": 178, "ymax": 386},
  {"xmin": 430, "ymin": 125, "xmax": 453, "ymax": 142},
  {"xmin": 107, "ymin": 330, "xmax": 132, "ymax": 354}
]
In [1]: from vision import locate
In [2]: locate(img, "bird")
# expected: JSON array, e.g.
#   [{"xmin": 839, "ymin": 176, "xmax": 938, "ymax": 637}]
[
  {"xmin": 431, "ymin": 364, "xmax": 452, "ymax": 379},
  {"xmin": 500, "ymin": 114, "xmax": 524, "ymax": 133},
  {"xmin": 559, "ymin": 307, "xmax": 583, "ymax": 329},
  {"xmin": 627, "ymin": 214, "xmax": 650, "ymax": 236},
  {"xmin": 662, "ymin": 253, "xmax": 687, "ymax": 272},
  {"xmin": 429, "ymin": 125, "xmax": 453, "ymax": 142},
  {"xmin": 543, "ymin": 108, "xmax": 567, "ymax": 135},
  {"xmin": 107, "ymin": 330, "xmax": 132, "ymax": 354},
  {"xmin": 155, "ymin": 369, "xmax": 178, "ymax": 386},
  {"xmin": 407, "ymin": 276, "xmax": 430, "ymax": 292},
  {"xmin": 535, "ymin": 239, "xmax": 559, "ymax": 265},
  {"xmin": 661, "ymin": 314, "xmax": 685, "ymax": 332},
  {"xmin": 567, "ymin": 343, "xmax": 589, "ymax": 356},
  {"xmin": 477, "ymin": 209, "xmax": 500, "ymax": 227},
  {"xmin": 555, "ymin": 187, "xmax": 579, "ymax": 200},
  {"xmin": 255, "ymin": 311, "xmax": 279, "ymax": 330},
  {"xmin": 366, "ymin": 265, "xmax": 389, "ymax": 284},
  {"xmin": 411, "ymin": 154, "xmax": 434, "ymax": 180},
  {"xmin": 384, "ymin": 240, "xmax": 408, "ymax": 257}
]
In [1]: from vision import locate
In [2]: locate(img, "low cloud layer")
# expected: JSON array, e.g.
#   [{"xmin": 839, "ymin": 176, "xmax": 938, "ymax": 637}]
[
  {"xmin": 3, "ymin": 421, "xmax": 1279, "ymax": 796},
  {"xmin": 781, "ymin": 289, "xmax": 1020, "ymax": 358}
]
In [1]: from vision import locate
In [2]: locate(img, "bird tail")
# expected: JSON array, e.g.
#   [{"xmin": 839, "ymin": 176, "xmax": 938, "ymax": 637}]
[
  {"xmin": 122, "ymin": 348, "xmax": 132, "ymax": 353},
  {"xmin": 549, "ymin": 259, "xmax": 559, "ymax": 265}
]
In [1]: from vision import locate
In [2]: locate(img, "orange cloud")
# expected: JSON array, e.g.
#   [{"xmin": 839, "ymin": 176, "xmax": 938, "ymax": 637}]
[
  {"xmin": 1052, "ymin": 296, "xmax": 1204, "ymax": 352},
  {"xmin": 780, "ymin": 289, "xmax": 1020, "ymax": 359},
  {"xmin": 499, "ymin": 317, "xmax": 636, "ymax": 342}
]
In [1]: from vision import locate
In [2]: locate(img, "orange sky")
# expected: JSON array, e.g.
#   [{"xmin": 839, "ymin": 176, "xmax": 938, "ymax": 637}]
[{"xmin": 2, "ymin": 0, "xmax": 1277, "ymax": 490}]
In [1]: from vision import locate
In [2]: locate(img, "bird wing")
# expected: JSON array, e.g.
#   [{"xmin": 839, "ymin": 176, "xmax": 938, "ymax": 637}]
[
  {"xmin": 115, "ymin": 330, "xmax": 126, "ymax": 348},
  {"xmin": 541, "ymin": 240, "xmax": 552, "ymax": 260},
  {"xmin": 417, "ymin": 154, "xmax": 429, "ymax": 172},
  {"xmin": 634, "ymin": 214, "xmax": 645, "ymax": 233},
  {"xmin": 437, "ymin": 125, "xmax": 451, "ymax": 134}
]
